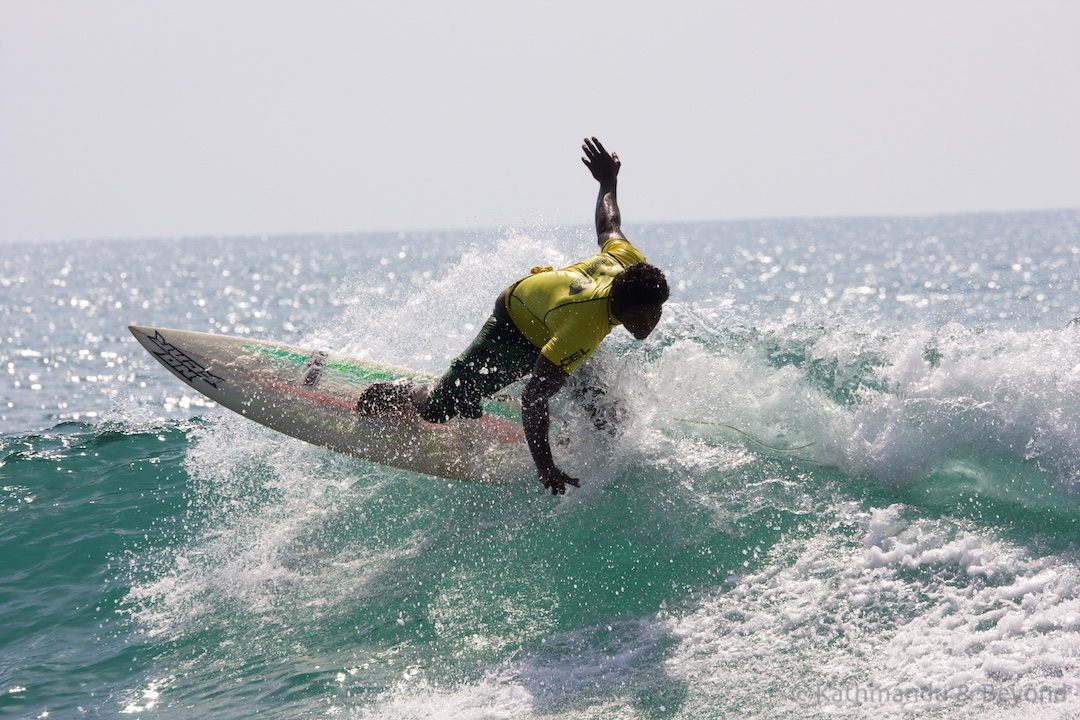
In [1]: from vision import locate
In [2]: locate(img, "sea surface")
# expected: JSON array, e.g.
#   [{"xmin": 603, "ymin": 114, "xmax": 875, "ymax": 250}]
[{"xmin": 3, "ymin": 211, "xmax": 1080, "ymax": 719}]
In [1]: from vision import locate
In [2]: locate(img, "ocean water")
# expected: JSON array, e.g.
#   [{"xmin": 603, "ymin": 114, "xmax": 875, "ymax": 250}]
[{"xmin": 3, "ymin": 211, "xmax": 1080, "ymax": 719}]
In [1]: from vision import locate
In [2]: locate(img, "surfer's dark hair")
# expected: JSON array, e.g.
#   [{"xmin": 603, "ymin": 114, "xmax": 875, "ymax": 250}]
[{"xmin": 612, "ymin": 263, "xmax": 669, "ymax": 307}]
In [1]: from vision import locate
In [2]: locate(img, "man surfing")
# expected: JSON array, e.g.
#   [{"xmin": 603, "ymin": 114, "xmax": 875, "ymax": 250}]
[{"xmin": 357, "ymin": 137, "xmax": 669, "ymax": 495}]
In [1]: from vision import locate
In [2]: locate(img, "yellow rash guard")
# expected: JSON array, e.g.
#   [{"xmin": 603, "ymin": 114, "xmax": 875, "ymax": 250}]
[{"xmin": 505, "ymin": 237, "xmax": 646, "ymax": 374}]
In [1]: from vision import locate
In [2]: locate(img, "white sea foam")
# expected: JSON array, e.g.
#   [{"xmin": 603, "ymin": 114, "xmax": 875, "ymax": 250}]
[
  {"xmin": 348, "ymin": 617, "xmax": 684, "ymax": 720},
  {"xmin": 839, "ymin": 324, "xmax": 1080, "ymax": 490},
  {"xmin": 647, "ymin": 315, "xmax": 1080, "ymax": 508},
  {"xmin": 662, "ymin": 504, "xmax": 1080, "ymax": 719},
  {"xmin": 126, "ymin": 416, "xmax": 419, "ymax": 640},
  {"xmin": 350, "ymin": 678, "xmax": 538, "ymax": 720}
]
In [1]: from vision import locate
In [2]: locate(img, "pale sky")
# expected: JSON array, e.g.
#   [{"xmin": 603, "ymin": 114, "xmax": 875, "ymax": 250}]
[{"xmin": 1, "ymin": 0, "xmax": 1078, "ymax": 244}]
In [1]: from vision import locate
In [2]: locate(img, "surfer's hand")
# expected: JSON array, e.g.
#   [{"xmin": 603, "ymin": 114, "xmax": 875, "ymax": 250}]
[
  {"xmin": 538, "ymin": 466, "xmax": 581, "ymax": 496},
  {"xmin": 581, "ymin": 137, "xmax": 620, "ymax": 185}
]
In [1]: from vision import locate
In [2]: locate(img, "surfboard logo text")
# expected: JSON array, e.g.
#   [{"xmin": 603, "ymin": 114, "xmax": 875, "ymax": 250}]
[{"xmin": 145, "ymin": 331, "xmax": 224, "ymax": 390}]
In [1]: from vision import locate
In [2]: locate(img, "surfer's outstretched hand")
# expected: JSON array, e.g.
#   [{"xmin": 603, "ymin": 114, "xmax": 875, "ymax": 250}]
[
  {"xmin": 581, "ymin": 137, "xmax": 620, "ymax": 185},
  {"xmin": 538, "ymin": 466, "xmax": 581, "ymax": 496}
]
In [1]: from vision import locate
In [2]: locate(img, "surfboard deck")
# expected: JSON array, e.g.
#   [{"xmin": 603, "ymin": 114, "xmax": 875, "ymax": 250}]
[{"xmin": 128, "ymin": 325, "xmax": 531, "ymax": 484}]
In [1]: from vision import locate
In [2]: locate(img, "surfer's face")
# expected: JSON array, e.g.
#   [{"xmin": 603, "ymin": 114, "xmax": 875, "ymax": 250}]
[{"xmin": 616, "ymin": 302, "xmax": 663, "ymax": 340}]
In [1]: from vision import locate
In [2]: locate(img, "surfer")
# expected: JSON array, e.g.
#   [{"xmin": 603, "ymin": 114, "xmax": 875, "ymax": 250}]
[{"xmin": 357, "ymin": 137, "xmax": 669, "ymax": 495}]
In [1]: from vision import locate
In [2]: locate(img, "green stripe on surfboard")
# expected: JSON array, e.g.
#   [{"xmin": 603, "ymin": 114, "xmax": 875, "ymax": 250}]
[
  {"xmin": 244, "ymin": 345, "xmax": 522, "ymax": 422},
  {"xmin": 245, "ymin": 345, "xmax": 410, "ymax": 383}
]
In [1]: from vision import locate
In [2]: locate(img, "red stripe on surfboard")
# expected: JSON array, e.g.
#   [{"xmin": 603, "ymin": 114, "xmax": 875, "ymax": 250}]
[
  {"xmin": 251, "ymin": 375, "xmax": 358, "ymax": 410},
  {"xmin": 247, "ymin": 375, "xmax": 524, "ymax": 445}
]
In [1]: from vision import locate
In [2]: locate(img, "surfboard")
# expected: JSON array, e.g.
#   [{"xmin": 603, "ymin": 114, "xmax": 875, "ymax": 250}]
[{"xmin": 128, "ymin": 325, "xmax": 531, "ymax": 484}]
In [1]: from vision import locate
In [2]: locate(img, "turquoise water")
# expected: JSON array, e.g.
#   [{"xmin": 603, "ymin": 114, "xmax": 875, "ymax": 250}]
[{"xmin": 3, "ymin": 213, "xmax": 1080, "ymax": 718}]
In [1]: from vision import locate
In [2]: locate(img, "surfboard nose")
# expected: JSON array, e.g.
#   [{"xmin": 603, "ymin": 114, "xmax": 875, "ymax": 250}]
[{"xmin": 128, "ymin": 324, "xmax": 162, "ymax": 357}]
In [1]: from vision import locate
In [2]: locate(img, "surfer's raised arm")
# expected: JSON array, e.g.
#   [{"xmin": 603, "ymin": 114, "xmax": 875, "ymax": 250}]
[{"xmin": 582, "ymin": 137, "xmax": 625, "ymax": 247}]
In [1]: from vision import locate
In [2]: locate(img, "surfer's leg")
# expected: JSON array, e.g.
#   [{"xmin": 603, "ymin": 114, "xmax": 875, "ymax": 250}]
[{"xmin": 419, "ymin": 299, "xmax": 538, "ymax": 422}]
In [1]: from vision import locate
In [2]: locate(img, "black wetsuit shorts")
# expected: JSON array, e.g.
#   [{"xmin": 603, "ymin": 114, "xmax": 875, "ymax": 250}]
[{"xmin": 420, "ymin": 294, "xmax": 539, "ymax": 423}]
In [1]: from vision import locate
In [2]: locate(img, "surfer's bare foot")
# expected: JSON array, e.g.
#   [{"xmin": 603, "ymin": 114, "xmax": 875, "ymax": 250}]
[{"xmin": 356, "ymin": 378, "xmax": 416, "ymax": 416}]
